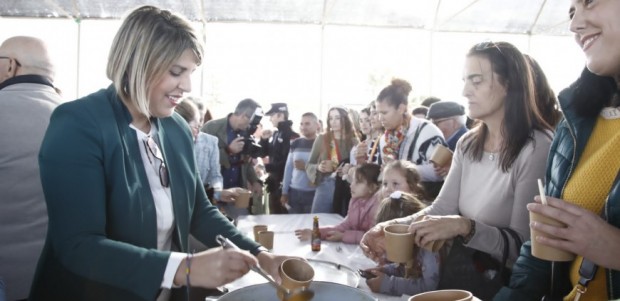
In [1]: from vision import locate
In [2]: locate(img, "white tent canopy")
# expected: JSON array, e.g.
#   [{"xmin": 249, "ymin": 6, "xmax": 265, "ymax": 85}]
[
  {"xmin": 0, "ymin": 0, "xmax": 583, "ymax": 119},
  {"xmin": 1, "ymin": 0, "xmax": 572, "ymax": 35}
]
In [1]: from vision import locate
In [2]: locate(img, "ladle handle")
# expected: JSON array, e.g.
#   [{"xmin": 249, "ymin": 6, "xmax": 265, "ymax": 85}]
[{"xmin": 215, "ymin": 235, "xmax": 283, "ymax": 289}]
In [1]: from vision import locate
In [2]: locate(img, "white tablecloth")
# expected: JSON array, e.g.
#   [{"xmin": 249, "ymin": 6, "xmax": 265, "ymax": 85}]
[{"xmin": 225, "ymin": 213, "xmax": 409, "ymax": 301}]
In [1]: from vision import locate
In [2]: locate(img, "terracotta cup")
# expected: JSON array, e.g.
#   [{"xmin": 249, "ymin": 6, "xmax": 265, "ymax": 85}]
[
  {"xmin": 258, "ymin": 230, "xmax": 274, "ymax": 250},
  {"xmin": 234, "ymin": 189, "xmax": 252, "ymax": 208},
  {"xmin": 530, "ymin": 211, "xmax": 575, "ymax": 261},
  {"xmin": 278, "ymin": 258, "xmax": 314, "ymax": 300},
  {"xmin": 430, "ymin": 144, "xmax": 453, "ymax": 167},
  {"xmin": 384, "ymin": 224, "xmax": 415, "ymax": 263},
  {"xmin": 253, "ymin": 225, "xmax": 268, "ymax": 242},
  {"xmin": 409, "ymin": 289, "xmax": 473, "ymax": 301}
]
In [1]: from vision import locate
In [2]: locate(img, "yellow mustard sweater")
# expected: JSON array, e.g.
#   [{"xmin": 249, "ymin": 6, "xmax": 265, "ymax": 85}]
[{"xmin": 563, "ymin": 115, "xmax": 620, "ymax": 301}]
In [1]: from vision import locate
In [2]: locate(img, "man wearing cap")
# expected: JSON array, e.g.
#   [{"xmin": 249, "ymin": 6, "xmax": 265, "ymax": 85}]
[
  {"xmin": 427, "ymin": 101, "xmax": 468, "ymax": 151},
  {"xmin": 259, "ymin": 103, "xmax": 299, "ymax": 214}
]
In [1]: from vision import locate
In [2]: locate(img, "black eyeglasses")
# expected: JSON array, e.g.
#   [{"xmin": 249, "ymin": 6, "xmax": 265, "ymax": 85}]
[
  {"xmin": 143, "ymin": 136, "xmax": 170, "ymax": 187},
  {"xmin": 0, "ymin": 56, "xmax": 22, "ymax": 67}
]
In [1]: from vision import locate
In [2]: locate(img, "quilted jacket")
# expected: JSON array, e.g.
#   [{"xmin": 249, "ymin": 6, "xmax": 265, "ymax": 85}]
[{"xmin": 494, "ymin": 85, "xmax": 620, "ymax": 300}]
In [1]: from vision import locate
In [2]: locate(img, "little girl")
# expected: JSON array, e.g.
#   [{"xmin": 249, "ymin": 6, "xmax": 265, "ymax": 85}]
[
  {"xmin": 295, "ymin": 163, "xmax": 381, "ymax": 244},
  {"xmin": 363, "ymin": 190, "xmax": 441, "ymax": 296},
  {"xmin": 380, "ymin": 160, "xmax": 427, "ymax": 202}
]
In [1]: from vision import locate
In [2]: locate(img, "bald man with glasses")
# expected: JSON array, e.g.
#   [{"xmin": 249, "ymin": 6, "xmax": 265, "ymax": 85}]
[{"xmin": 0, "ymin": 36, "xmax": 61, "ymax": 301}]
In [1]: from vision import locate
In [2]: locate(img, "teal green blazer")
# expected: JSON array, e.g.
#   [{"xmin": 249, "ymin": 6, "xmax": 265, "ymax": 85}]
[{"xmin": 30, "ymin": 86, "xmax": 261, "ymax": 301}]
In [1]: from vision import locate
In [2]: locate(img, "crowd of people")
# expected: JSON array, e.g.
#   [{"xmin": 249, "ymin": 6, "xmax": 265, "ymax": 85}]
[{"xmin": 1, "ymin": 1, "xmax": 619, "ymax": 300}]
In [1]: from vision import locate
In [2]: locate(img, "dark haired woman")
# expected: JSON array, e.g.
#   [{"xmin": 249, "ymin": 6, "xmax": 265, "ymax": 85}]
[
  {"xmin": 306, "ymin": 106, "xmax": 358, "ymax": 213},
  {"xmin": 525, "ymin": 54, "xmax": 563, "ymax": 128},
  {"xmin": 362, "ymin": 41, "xmax": 554, "ymax": 299},
  {"xmin": 374, "ymin": 78, "xmax": 446, "ymax": 198}
]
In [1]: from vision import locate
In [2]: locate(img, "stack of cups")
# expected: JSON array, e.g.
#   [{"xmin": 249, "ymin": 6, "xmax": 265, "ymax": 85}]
[{"xmin": 253, "ymin": 224, "xmax": 274, "ymax": 250}]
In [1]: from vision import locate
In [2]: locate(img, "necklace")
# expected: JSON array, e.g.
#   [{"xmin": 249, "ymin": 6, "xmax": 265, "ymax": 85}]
[{"xmin": 487, "ymin": 143, "xmax": 500, "ymax": 161}]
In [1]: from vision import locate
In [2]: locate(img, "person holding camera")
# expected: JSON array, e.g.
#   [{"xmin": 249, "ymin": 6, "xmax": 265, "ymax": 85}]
[
  {"xmin": 202, "ymin": 98, "xmax": 263, "ymax": 220},
  {"xmin": 258, "ymin": 103, "xmax": 300, "ymax": 214}
]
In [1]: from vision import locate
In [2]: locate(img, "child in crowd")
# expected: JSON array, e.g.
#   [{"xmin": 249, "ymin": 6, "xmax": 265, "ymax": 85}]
[
  {"xmin": 380, "ymin": 160, "xmax": 427, "ymax": 202},
  {"xmin": 295, "ymin": 163, "xmax": 381, "ymax": 244},
  {"xmin": 363, "ymin": 191, "xmax": 441, "ymax": 296}
]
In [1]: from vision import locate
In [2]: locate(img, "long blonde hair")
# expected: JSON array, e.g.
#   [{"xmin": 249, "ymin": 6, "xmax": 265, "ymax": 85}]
[{"xmin": 107, "ymin": 5, "xmax": 203, "ymax": 118}]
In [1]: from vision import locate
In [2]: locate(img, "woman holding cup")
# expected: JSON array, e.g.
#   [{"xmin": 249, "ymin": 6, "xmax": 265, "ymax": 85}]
[
  {"xmin": 496, "ymin": 1, "xmax": 620, "ymax": 300},
  {"xmin": 306, "ymin": 106, "xmax": 358, "ymax": 213},
  {"xmin": 361, "ymin": 41, "xmax": 553, "ymax": 299}
]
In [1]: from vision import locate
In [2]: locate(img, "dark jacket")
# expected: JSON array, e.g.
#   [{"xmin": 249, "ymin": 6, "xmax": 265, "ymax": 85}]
[
  {"xmin": 202, "ymin": 115, "xmax": 259, "ymax": 187},
  {"xmin": 259, "ymin": 120, "xmax": 299, "ymax": 191},
  {"xmin": 30, "ymin": 86, "xmax": 261, "ymax": 301},
  {"xmin": 494, "ymin": 86, "xmax": 620, "ymax": 300}
]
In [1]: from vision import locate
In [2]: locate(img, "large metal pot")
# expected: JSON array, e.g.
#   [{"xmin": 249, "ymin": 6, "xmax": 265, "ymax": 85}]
[{"xmin": 209, "ymin": 281, "xmax": 378, "ymax": 301}]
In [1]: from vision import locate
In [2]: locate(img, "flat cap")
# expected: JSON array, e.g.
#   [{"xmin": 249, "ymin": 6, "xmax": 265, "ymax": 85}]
[{"xmin": 427, "ymin": 101, "xmax": 465, "ymax": 119}]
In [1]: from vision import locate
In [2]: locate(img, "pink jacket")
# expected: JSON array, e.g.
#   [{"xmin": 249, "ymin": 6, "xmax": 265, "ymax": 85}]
[{"xmin": 319, "ymin": 191, "xmax": 381, "ymax": 244}]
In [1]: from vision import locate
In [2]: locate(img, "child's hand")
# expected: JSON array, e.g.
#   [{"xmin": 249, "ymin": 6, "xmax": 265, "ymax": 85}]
[
  {"xmin": 325, "ymin": 230, "xmax": 343, "ymax": 242},
  {"xmin": 294, "ymin": 229, "xmax": 311, "ymax": 241},
  {"xmin": 365, "ymin": 270, "xmax": 385, "ymax": 293}
]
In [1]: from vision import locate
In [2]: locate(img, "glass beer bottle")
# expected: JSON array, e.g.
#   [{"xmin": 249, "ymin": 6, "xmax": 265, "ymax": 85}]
[{"xmin": 311, "ymin": 216, "xmax": 321, "ymax": 252}]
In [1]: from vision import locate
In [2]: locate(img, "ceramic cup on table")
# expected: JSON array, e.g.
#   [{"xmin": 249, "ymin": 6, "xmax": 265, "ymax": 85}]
[
  {"xmin": 529, "ymin": 211, "xmax": 575, "ymax": 261},
  {"xmin": 253, "ymin": 225, "xmax": 268, "ymax": 242},
  {"xmin": 384, "ymin": 224, "xmax": 415, "ymax": 263},
  {"xmin": 258, "ymin": 230, "xmax": 274, "ymax": 250},
  {"xmin": 278, "ymin": 258, "xmax": 315, "ymax": 301},
  {"xmin": 409, "ymin": 289, "xmax": 473, "ymax": 301}
]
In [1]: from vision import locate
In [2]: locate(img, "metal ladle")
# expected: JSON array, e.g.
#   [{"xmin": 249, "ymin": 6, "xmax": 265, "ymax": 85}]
[{"xmin": 215, "ymin": 235, "xmax": 315, "ymax": 301}]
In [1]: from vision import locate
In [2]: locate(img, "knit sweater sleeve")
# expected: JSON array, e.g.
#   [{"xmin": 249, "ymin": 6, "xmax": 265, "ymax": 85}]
[
  {"xmin": 281, "ymin": 145, "xmax": 295, "ymax": 194},
  {"xmin": 379, "ymin": 250, "xmax": 441, "ymax": 296}
]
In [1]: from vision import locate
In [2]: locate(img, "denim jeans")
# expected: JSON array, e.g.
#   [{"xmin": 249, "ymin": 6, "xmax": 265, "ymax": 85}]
[
  {"xmin": 310, "ymin": 176, "xmax": 335, "ymax": 213},
  {"xmin": 287, "ymin": 188, "xmax": 316, "ymax": 214}
]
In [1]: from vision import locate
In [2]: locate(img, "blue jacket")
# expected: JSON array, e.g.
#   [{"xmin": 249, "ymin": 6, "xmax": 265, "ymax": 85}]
[
  {"xmin": 494, "ymin": 86, "xmax": 620, "ymax": 300},
  {"xmin": 30, "ymin": 86, "xmax": 261, "ymax": 301}
]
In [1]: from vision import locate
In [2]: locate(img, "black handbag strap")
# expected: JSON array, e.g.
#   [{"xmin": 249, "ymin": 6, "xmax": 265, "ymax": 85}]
[{"xmin": 498, "ymin": 227, "xmax": 523, "ymax": 278}]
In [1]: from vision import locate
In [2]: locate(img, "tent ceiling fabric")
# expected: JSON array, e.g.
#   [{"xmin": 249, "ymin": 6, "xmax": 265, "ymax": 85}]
[{"xmin": 0, "ymin": 0, "xmax": 571, "ymax": 35}]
